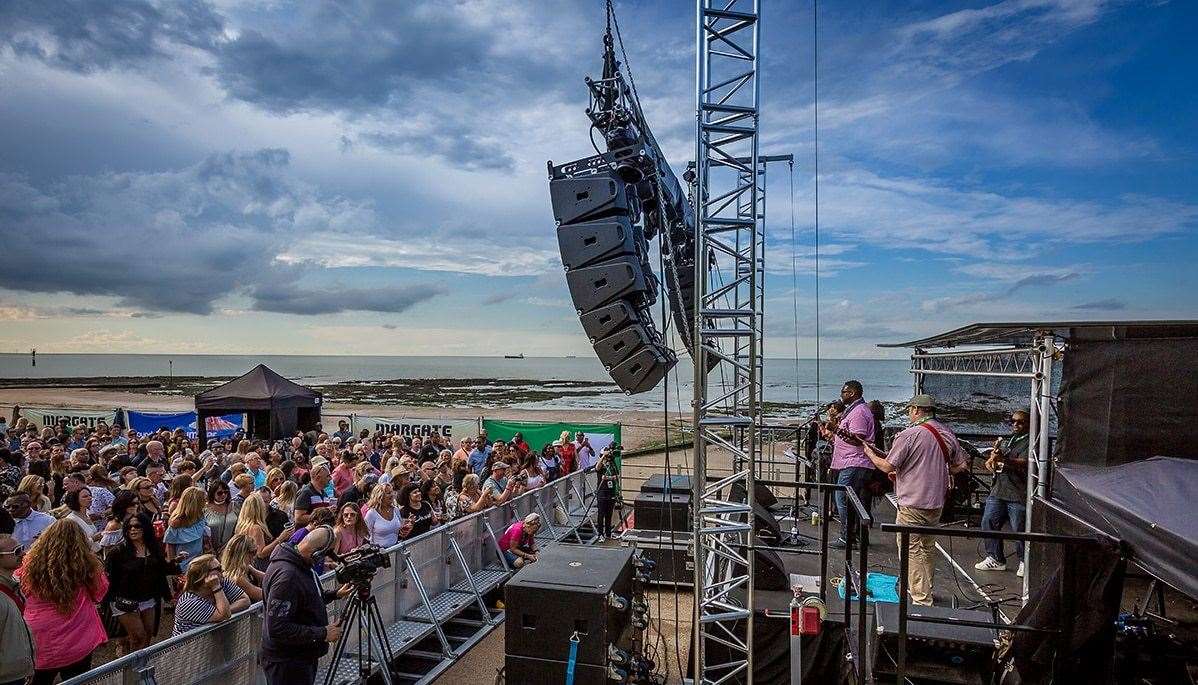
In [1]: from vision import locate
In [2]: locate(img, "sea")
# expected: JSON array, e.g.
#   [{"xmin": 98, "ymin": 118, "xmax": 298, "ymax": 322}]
[{"xmin": 0, "ymin": 353, "xmax": 915, "ymax": 413}]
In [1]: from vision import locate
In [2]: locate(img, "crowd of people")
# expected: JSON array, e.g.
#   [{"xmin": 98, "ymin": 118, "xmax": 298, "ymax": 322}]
[
  {"xmin": 0, "ymin": 415, "xmax": 606, "ymax": 684},
  {"xmin": 819, "ymin": 380, "xmax": 1030, "ymax": 607}
]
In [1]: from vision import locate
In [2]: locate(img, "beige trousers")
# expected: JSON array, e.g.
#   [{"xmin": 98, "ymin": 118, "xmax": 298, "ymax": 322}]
[{"xmin": 896, "ymin": 505, "xmax": 942, "ymax": 606}]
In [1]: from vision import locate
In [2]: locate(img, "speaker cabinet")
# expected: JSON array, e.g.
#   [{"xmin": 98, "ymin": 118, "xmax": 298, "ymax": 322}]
[
  {"xmin": 504, "ymin": 546, "xmax": 636, "ymax": 667},
  {"xmin": 550, "ymin": 176, "xmax": 630, "ymax": 225}
]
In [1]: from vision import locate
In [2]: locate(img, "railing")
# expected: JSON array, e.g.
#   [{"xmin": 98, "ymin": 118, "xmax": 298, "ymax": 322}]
[
  {"xmin": 64, "ymin": 469, "xmax": 599, "ymax": 685},
  {"xmin": 881, "ymin": 504, "xmax": 1119, "ymax": 685}
]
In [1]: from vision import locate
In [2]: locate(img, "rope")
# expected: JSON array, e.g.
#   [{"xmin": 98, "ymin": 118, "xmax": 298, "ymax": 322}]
[
  {"xmin": 789, "ymin": 159, "xmax": 800, "ymax": 410},
  {"xmin": 813, "ymin": 0, "xmax": 822, "ymax": 408}
]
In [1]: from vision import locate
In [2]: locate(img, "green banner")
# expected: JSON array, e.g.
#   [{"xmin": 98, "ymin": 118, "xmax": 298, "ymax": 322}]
[{"xmin": 482, "ymin": 420, "xmax": 622, "ymax": 493}]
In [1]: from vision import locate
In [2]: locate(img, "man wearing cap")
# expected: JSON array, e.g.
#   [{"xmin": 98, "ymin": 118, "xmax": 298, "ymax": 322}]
[
  {"xmin": 861, "ymin": 394, "xmax": 968, "ymax": 606},
  {"xmin": 482, "ymin": 461, "xmax": 519, "ymax": 504},
  {"xmin": 826, "ymin": 380, "xmax": 877, "ymax": 549}
]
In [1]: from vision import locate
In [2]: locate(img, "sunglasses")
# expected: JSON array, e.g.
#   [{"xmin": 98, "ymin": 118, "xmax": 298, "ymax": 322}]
[
  {"xmin": 127, "ymin": 525, "xmax": 144, "ymax": 531},
  {"xmin": 0, "ymin": 545, "xmax": 23, "ymax": 555}
]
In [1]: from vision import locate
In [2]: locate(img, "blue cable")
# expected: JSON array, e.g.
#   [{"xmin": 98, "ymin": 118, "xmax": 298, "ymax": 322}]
[{"xmin": 565, "ymin": 631, "xmax": 581, "ymax": 685}]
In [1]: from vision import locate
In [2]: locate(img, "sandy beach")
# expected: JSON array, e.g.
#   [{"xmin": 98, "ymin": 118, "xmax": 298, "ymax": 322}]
[{"xmin": 0, "ymin": 386, "xmax": 685, "ymax": 451}]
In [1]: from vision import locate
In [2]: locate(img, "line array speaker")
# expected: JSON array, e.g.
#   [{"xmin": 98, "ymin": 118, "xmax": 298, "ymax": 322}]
[{"xmin": 550, "ymin": 172, "xmax": 677, "ymax": 394}]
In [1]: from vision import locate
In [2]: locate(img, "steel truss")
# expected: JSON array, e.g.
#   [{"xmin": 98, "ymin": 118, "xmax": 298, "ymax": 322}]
[{"xmin": 691, "ymin": 1, "xmax": 761, "ymax": 683}]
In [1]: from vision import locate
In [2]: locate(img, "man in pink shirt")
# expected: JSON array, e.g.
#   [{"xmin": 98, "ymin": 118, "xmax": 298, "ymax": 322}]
[
  {"xmin": 824, "ymin": 380, "xmax": 877, "ymax": 549},
  {"xmin": 863, "ymin": 394, "xmax": 968, "ymax": 606}
]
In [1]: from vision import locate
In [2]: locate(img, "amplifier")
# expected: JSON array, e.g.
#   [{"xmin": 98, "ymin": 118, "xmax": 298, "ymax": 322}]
[
  {"xmin": 640, "ymin": 473, "xmax": 692, "ymax": 495},
  {"xmin": 505, "ymin": 545, "xmax": 637, "ymax": 666},
  {"xmin": 872, "ymin": 602, "xmax": 997, "ymax": 685},
  {"xmin": 620, "ymin": 529, "xmax": 694, "ymax": 586},
  {"xmin": 633, "ymin": 491, "xmax": 690, "ymax": 532}
]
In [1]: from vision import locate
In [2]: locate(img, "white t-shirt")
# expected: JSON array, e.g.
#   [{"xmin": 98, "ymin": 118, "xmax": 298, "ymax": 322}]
[
  {"xmin": 364, "ymin": 507, "xmax": 403, "ymax": 548},
  {"xmin": 66, "ymin": 511, "xmax": 99, "ymax": 552}
]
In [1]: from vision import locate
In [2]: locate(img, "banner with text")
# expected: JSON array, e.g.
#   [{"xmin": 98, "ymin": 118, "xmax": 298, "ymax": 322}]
[
  {"xmin": 125, "ymin": 410, "xmax": 243, "ymax": 440},
  {"xmin": 352, "ymin": 415, "xmax": 479, "ymax": 442},
  {"xmin": 19, "ymin": 406, "xmax": 120, "ymax": 430},
  {"xmin": 481, "ymin": 420, "xmax": 620, "ymax": 471}
]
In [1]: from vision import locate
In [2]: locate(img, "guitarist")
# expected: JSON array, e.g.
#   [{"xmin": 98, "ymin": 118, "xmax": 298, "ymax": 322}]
[
  {"xmin": 821, "ymin": 380, "xmax": 876, "ymax": 550},
  {"xmin": 861, "ymin": 394, "xmax": 968, "ymax": 607}
]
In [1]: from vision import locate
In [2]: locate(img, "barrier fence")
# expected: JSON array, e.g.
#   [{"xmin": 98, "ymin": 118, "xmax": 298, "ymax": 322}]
[{"xmin": 64, "ymin": 469, "xmax": 600, "ymax": 685}]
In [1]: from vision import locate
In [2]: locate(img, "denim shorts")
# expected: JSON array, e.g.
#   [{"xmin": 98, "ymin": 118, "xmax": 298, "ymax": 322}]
[{"xmin": 503, "ymin": 550, "xmax": 519, "ymax": 566}]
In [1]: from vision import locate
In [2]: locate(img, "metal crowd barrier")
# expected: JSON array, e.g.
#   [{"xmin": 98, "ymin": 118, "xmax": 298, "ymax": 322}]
[{"xmin": 64, "ymin": 469, "xmax": 599, "ymax": 685}]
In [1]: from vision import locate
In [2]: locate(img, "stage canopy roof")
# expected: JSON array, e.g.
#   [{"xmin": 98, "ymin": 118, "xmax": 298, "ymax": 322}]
[
  {"xmin": 879, "ymin": 320, "xmax": 1198, "ymax": 349},
  {"xmin": 1054, "ymin": 457, "xmax": 1198, "ymax": 599},
  {"xmin": 195, "ymin": 364, "xmax": 321, "ymax": 411}
]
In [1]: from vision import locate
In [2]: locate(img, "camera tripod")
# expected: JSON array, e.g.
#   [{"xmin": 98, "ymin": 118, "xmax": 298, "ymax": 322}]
[{"xmin": 323, "ymin": 582, "xmax": 396, "ymax": 685}]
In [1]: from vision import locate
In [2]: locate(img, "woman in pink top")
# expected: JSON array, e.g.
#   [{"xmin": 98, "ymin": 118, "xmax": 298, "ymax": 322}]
[
  {"xmin": 333, "ymin": 502, "xmax": 368, "ymax": 555},
  {"xmin": 20, "ymin": 519, "xmax": 110, "ymax": 685}
]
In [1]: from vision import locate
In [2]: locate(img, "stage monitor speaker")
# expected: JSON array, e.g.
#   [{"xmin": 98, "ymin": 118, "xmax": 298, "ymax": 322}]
[
  {"xmin": 550, "ymin": 175, "xmax": 630, "ymax": 226},
  {"xmin": 729, "ymin": 480, "xmax": 780, "ymax": 510},
  {"xmin": 641, "ymin": 473, "xmax": 692, "ymax": 495},
  {"xmin": 729, "ymin": 546, "xmax": 789, "ymax": 591},
  {"xmin": 565, "ymin": 258, "xmax": 648, "ymax": 313},
  {"xmin": 505, "ymin": 546, "xmax": 637, "ymax": 667},
  {"xmin": 633, "ymin": 491, "xmax": 690, "ymax": 532},
  {"xmin": 872, "ymin": 601, "xmax": 996, "ymax": 685},
  {"xmin": 557, "ymin": 217, "xmax": 638, "ymax": 271},
  {"xmin": 608, "ymin": 346, "xmax": 673, "ymax": 394}
]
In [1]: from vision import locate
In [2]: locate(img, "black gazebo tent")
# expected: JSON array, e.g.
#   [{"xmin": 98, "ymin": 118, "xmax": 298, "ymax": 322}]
[{"xmin": 195, "ymin": 364, "xmax": 322, "ymax": 447}]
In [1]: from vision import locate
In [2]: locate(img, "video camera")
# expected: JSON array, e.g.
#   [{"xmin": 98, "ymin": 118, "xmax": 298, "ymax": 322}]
[{"xmin": 331, "ymin": 544, "xmax": 391, "ymax": 586}]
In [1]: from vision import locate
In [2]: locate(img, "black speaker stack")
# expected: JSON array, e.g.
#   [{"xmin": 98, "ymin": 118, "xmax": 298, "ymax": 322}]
[
  {"xmin": 620, "ymin": 474, "xmax": 694, "ymax": 587},
  {"xmin": 549, "ymin": 171, "xmax": 676, "ymax": 395},
  {"xmin": 504, "ymin": 545, "xmax": 656, "ymax": 684}
]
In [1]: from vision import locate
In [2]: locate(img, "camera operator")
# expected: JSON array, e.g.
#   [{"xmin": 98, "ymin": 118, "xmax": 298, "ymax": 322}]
[
  {"xmin": 595, "ymin": 445, "xmax": 621, "ymax": 542},
  {"xmin": 261, "ymin": 526, "xmax": 350, "ymax": 685}
]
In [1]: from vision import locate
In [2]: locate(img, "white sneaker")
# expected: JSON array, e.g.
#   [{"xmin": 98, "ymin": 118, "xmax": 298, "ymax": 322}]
[
  {"xmin": 974, "ymin": 557, "xmax": 1007, "ymax": 571},
  {"xmin": 1016, "ymin": 562, "xmax": 1025, "ymax": 578},
  {"xmin": 597, "ymin": 535, "xmax": 607, "ymax": 543}
]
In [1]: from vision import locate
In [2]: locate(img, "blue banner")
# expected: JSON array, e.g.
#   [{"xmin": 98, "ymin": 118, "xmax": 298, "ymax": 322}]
[{"xmin": 125, "ymin": 410, "xmax": 242, "ymax": 439}]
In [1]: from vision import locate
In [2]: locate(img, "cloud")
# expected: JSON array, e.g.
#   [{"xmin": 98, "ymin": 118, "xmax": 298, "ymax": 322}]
[
  {"xmin": 279, "ymin": 233, "xmax": 561, "ymax": 277},
  {"xmin": 482, "ymin": 292, "xmax": 518, "ymax": 306},
  {"xmin": 1071, "ymin": 298, "xmax": 1127, "ymax": 311},
  {"xmin": 249, "ymin": 283, "xmax": 447, "ymax": 315},
  {"xmin": 0, "ymin": 0, "xmax": 224, "ymax": 73},
  {"xmin": 0, "ymin": 148, "xmax": 382, "ymax": 314},
  {"xmin": 811, "ymin": 169, "xmax": 1198, "ymax": 259},
  {"xmin": 921, "ymin": 271, "xmax": 1080, "ymax": 311}
]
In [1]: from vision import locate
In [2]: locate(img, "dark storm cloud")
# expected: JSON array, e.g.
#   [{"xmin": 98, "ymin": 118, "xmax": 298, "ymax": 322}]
[
  {"xmin": 0, "ymin": 0, "xmax": 224, "ymax": 73},
  {"xmin": 210, "ymin": 2, "xmax": 573, "ymax": 114},
  {"xmin": 0, "ymin": 148, "xmax": 382, "ymax": 314},
  {"xmin": 249, "ymin": 283, "xmax": 447, "ymax": 315},
  {"xmin": 357, "ymin": 130, "xmax": 514, "ymax": 172}
]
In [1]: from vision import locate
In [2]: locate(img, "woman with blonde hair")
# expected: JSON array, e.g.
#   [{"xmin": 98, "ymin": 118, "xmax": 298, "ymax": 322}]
[
  {"xmin": 455, "ymin": 473, "xmax": 492, "ymax": 517},
  {"xmin": 171, "ymin": 553, "xmax": 248, "ymax": 636},
  {"xmin": 164, "ymin": 487, "xmax": 209, "ymax": 571},
  {"xmin": 219, "ymin": 533, "xmax": 265, "ymax": 602},
  {"xmin": 165, "ymin": 473, "xmax": 194, "ymax": 518},
  {"xmin": 364, "ymin": 483, "xmax": 404, "ymax": 547},
  {"xmin": 272, "ymin": 480, "xmax": 299, "ymax": 523},
  {"xmin": 235, "ymin": 493, "xmax": 291, "ymax": 572},
  {"xmin": 333, "ymin": 501, "xmax": 368, "ymax": 555},
  {"xmin": 20, "ymin": 519, "xmax": 109, "ymax": 683},
  {"xmin": 18, "ymin": 474, "xmax": 51, "ymax": 512}
]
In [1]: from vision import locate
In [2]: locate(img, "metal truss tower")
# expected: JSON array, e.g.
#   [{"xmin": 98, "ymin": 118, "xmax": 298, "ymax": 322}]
[{"xmin": 691, "ymin": 1, "xmax": 762, "ymax": 683}]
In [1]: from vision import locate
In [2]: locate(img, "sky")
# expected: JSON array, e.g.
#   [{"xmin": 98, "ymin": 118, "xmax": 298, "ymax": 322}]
[{"xmin": 0, "ymin": 0, "xmax": 1195, "ymax": 359}]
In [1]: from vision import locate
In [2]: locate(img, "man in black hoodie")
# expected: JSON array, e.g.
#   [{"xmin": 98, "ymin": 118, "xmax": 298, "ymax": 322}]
[{"xmin": 261, "ymin": 526, "xmax": 347, "ymax": 684}]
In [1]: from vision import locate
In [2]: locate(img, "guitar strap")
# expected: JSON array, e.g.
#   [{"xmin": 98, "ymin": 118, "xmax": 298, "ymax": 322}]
[{"xmin": 918, "ymin": 422, "xmax": 954, "ymax": 491}]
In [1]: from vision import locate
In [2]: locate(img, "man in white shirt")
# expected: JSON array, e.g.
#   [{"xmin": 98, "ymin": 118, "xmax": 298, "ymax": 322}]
[{"xmin": 4, "ymin": 494, "xmax": 54, "ymax": 549}]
